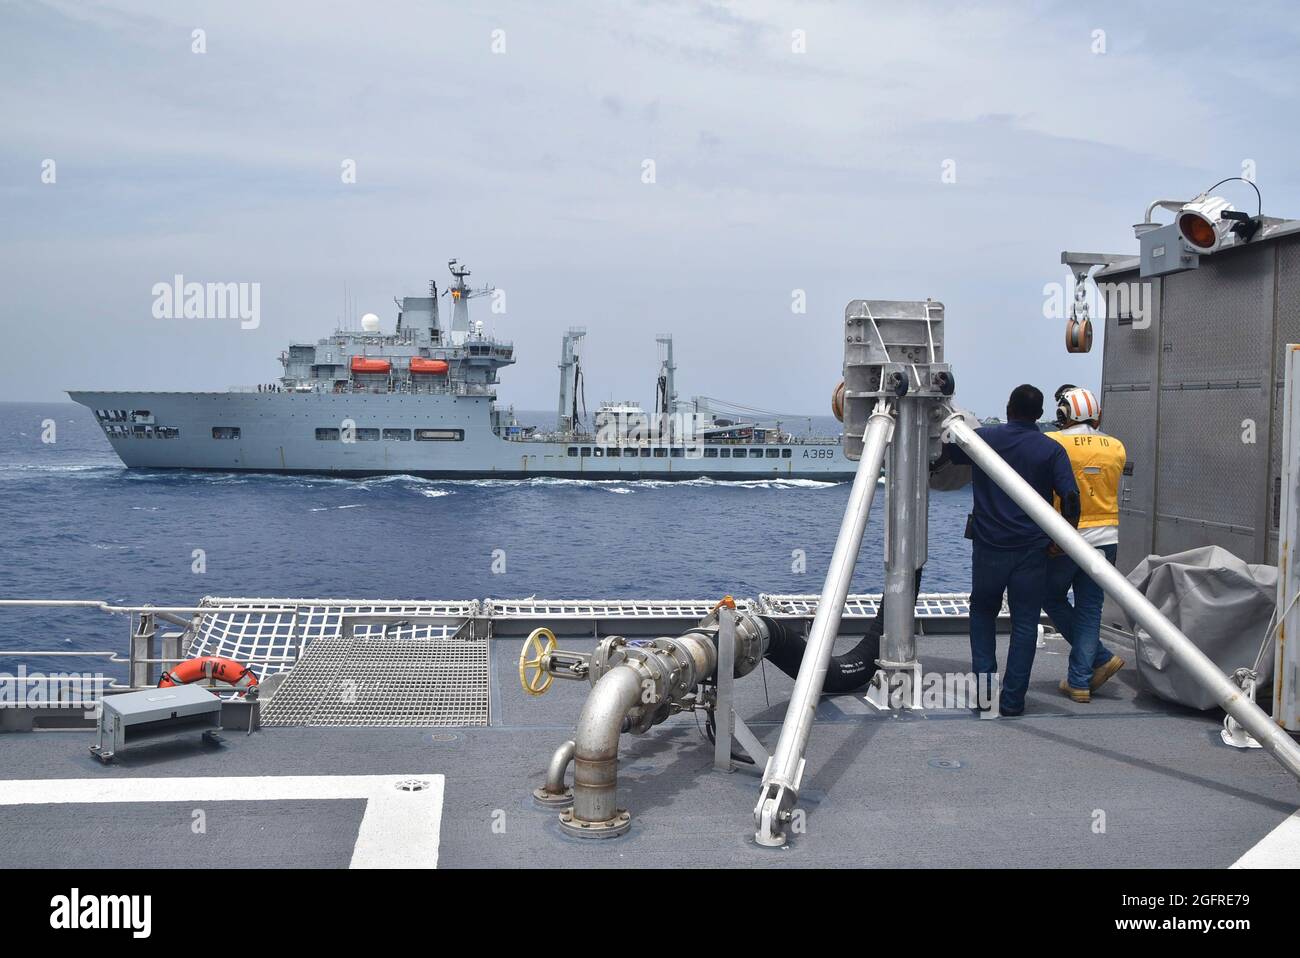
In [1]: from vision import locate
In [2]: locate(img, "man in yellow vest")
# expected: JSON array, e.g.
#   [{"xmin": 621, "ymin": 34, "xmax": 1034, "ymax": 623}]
[{"xmin": 1044, "ymin": 386, "xmax": 1127, "ymax": 703}]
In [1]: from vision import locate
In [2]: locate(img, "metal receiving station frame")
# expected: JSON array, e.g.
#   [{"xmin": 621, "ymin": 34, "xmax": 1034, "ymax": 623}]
[{"xmin": 751, "ymin": 299, "xmax": 1300, "ymax": 847}]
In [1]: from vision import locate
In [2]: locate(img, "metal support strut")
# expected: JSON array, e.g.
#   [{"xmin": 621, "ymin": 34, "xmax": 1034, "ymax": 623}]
[
  {"xmin": 941, "ymin": 407, "xmax": 1300, "ymax": 783},
  {"xmin": 753, "ymin": 402, "xmax": 895, "ymax": 846}
]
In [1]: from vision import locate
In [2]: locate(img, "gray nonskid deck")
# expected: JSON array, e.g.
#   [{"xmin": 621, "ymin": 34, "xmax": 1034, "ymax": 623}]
[{"xmin": 1, "ymin": 630, "xmax": 1295, "ymax": 869}]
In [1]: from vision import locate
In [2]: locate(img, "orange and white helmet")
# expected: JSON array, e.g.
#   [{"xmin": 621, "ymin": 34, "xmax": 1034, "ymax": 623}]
[{"xmin": 1055, "ymin": 386, "xmax": 1100, "ymax": 426}]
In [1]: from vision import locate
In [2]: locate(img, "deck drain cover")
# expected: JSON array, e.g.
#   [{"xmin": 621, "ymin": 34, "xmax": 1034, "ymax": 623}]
[
  {"xmin": 928, "ymin": 758, "xmax": 963, "ymax": 770},
  {"xmin": 396, "ymin": 779, "xmax": 431, "ymax": 792}
]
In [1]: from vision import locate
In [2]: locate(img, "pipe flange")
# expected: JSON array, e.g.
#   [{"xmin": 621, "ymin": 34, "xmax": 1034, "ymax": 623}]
[
  {"xmin": 532, "ymin": 785, "xmax": 574, "ymax": 809},
  {"xmin": 558, "ymin": 808, "xmax": 631, "ymax": 839}
]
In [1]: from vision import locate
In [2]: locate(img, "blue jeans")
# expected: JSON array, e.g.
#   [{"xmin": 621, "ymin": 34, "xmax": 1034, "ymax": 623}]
[
  {"xmin": 1043, "ymin": 543, "xmax": 1117, "ymax": 690},
  {"xmin": 969, "ymin": 541, "xmax": 1047, "ymax": 715}
]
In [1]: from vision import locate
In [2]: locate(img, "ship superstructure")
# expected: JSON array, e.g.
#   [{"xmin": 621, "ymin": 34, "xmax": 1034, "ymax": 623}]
[{"xmin": 70, "ymin": 261, "xmax": 849, "ymax": 480}]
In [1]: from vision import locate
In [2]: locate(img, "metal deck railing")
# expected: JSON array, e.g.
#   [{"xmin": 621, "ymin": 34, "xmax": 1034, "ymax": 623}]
[{"xmin": 0, "ymin": 592, "xmax": 998, "ymax": 694}]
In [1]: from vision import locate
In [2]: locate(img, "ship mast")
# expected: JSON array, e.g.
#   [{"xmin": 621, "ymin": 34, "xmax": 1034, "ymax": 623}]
[
  {"xmin": 557, "ymin": 327, "xmax": 587, "ymax": 435},
  {"xmin": 655, "ymin": 334, "xmax": 678, "ymax": 441},
  {"xmin": 444, "ymin": 259, "xmax": 494, "ymax": 346}
]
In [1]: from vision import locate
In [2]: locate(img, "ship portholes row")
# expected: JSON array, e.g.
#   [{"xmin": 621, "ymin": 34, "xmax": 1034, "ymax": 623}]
[
  {"xmin": 94, "ymin": 410, "xmax": 180, "ymax": 439},
  {"xmin": 102, "ymin": 424, "xmax": 180, "ymax": 439},
  {"xmin": 214, "ymin": 426, "xmax": 467, "ymax": 441},
  {"xmin": 567, "ymin": 446, "xmax": 794, "ymax": 460},
  {"xmin": 314, "ymin": 427, "xmax": 465, "ymax": 442}
]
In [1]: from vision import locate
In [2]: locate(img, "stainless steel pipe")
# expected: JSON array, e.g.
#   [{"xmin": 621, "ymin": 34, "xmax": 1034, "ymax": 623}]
[
  {"xmin": 755, "ymin": 402, "xmax": 895, "ymax": 845},
  {"xmin": 572, "ymin": 665, "xmax": 644, "ymax": 826},
  {"xmin": 882, "ymin": 397, "xmax": 928, "ymax": 669},
  {"xmin": 533, "ymin": 739, "xmax": 576, "ymax": 807},
  {"xmin": 942, "ymin": 408, "xmax": 1300, "ymax": 783}
]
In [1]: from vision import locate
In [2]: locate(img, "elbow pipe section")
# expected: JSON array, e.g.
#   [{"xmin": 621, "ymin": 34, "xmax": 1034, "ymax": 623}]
[
  {"xmin": 571, "ymin": 665, "xmax": 644, "ymax": 825},
  {"xmin": 533, "ymin": 740, "xmax": 576, "ymax": 807},
  {"xmin": 545, "ymin": 740, "xmax": 576, "ymax": 794},
  {"xmin": 761, "ymin": 567, "xmax": 923, "ymax": 694}
]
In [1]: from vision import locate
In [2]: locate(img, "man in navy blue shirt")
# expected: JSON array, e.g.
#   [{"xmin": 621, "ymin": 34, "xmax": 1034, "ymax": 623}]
[{"xmin": 944, "ymin": 385, "xmax": 1080, "ymax": 715}]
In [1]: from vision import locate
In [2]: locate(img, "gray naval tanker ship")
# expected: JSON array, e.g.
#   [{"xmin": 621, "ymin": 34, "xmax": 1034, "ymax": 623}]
[{"xmin": 69, "ymin": 261, "xmax": 850, "ymax": 480}]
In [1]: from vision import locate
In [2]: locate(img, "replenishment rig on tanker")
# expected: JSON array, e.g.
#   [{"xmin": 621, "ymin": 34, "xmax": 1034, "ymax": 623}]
[{"xmin": 69, "ymin": 260, "xmax": 849, "ymax": 481}]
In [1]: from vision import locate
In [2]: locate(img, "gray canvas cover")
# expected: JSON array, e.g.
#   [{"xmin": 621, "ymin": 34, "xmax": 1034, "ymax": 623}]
[{"xmin": 1125, "ymin": 545, "xmax": 1276, "ymax": 711}]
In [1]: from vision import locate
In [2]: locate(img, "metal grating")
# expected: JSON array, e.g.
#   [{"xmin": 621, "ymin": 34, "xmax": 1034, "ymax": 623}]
[
  {"xmin": 1100, "ymin": 385, "xmax": 1155, "ymax": 575},
  {"xmin": 188, "ymin": 597, "xmax": 479, "ymax": 676},
  {"xmin": 758, "ymin": 592, "xmax": 997, "ymax": 618},
  {"xmin": 1160, "ymin": 247, "xmax": 1273, "ymax": 384},
  {"xmin": 484, "ymin": 597, "xmax": 759, "ymax": 618},
  {"xmin": 261, "ymin": 634, "xmax": 489, "ymax": 728},
  {"xmin": 1155, "ymin": 385, "xmax": 1264, "ymax": 530},
  {"xmin": 1098, "ymin": 265, "xmax": 1158, "ymax": 387}
]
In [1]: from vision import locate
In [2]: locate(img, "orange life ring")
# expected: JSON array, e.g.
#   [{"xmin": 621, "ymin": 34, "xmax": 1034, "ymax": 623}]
[{"xmin": 159, "ymin": 656, "xmax": 259, "ymax": 690}]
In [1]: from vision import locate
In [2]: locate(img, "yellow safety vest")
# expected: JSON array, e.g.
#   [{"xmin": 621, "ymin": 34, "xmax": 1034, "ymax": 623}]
[{"xmin": 1045, "ymin": 429, "xmax": 1126, "ymax": 528}]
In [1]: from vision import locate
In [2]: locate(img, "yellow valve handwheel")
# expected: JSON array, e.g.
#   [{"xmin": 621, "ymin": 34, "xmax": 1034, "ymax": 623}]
[{"xmin": 519, "ymin": 628, "xmax": 557, "ymax": 696}]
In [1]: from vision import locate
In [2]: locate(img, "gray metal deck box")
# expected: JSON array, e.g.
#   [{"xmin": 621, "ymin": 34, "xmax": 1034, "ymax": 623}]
[{"xmin": 91, "ymin": 684, "xmax": 223, "ymax": 763}]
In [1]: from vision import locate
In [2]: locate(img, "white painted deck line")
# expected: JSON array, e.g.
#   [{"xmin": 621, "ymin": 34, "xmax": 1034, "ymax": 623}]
[
  {"xmin": 0, "ymin": 774, "xmax": 444, "ymax": 869},
  {"xmin": 1231, "ymin": 808, "xmax": 1300, "ymax": 868}
]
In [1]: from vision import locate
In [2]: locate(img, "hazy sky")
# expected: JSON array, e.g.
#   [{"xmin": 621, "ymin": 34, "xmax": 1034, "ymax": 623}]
[{"xmin": 2, "ymin": 0, "xmax": 1297, "ymax": 417}]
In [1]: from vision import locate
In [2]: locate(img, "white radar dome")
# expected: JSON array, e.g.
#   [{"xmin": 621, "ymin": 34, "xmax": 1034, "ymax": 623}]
[{"xmin": 361, "ymin": 312, "xmax": 381, "ymax": 332}]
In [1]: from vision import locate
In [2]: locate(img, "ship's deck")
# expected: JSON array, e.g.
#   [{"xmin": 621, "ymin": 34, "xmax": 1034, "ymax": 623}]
[{"xmin": 2, "ymin": 627, "xmax": 1296, "ymax": 869}]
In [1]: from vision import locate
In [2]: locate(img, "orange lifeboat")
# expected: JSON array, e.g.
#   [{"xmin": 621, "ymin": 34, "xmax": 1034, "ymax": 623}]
[
  {"xmin": 410, "ymin": 357, "xmax": 450, "ymax": 375},
  {"xmin": 159, "ymin": 656, "xmax": 258, "ymax": 690},
  {"xmin": 350, "ymin": 357, "xmax": 391, "ymax": 374}
]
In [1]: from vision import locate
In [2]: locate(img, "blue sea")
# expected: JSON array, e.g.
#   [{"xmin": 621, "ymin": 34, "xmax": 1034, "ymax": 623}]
[{"xmin": 0, "ymin": 402, "xmax": 972, "ymax": 676}]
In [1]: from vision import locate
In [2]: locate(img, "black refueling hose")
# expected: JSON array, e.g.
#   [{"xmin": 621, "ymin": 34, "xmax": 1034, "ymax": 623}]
[{"xmin": 761, "ymin": 567, "xmax": 923, "ymax": 694}]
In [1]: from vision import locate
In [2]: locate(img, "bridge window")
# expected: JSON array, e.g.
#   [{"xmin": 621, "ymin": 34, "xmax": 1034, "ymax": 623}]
[
  {"xmin": 607, "ymin": 447, "xmax": 621, "ymax": 457},
  {"xmin": 212, "ymin": 427, "xmax": 240, "ymax": 440},
  {"xmin": 384, "ymin": 428, "xmax": 412, "ymax": 441},
  {"xmin": 720, "ymin": 448, "xmax": 731, "ymax": 458},
  {"xmin": 733, "ymin": 449, "xmax": 747, "ymax": 459},
  {"xmin": 766, "ymin": 448, "xmax": 780, "ymax": 459},
  {"xmin": 316, "ymin": 428, "xmax": 340, "ymax": 440},
  {"xmin": 639, "ymin": 447, "xmax": 651, "ymax": 458},
  {"xmin": 704, "ymin": 448, "xmax": 718, "ymax": 458},
  {"xmin": 355, "ymin": 428, "xmax": 380, "ymax": 441},
  {"xmin": 653, "ymin": 447, "xmax": 667, "ymax": 457},
  {"xmin": 567, "ymin": 447, "xmax": 578, "ymax": 457},
  {"xmin": 580, "ymin": 446, "xmax": 591, "ymax": 456},
  {"xmin": 782, "ymin": 448, "xmax": 792, "ymax": 458},
  {"xmin": 670, "ymin": 447, "xmax": 684, "ymax": 458}
]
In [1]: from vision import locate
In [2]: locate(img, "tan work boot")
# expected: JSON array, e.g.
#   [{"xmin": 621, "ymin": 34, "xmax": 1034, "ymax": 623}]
[
  {"xmin": 1090, "ymin": 655, "xmax": 1125, "ymax": 692},
  {"xmin": 1058, "ymin": 679, "xmax": 1090, "ymax": 703}
]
